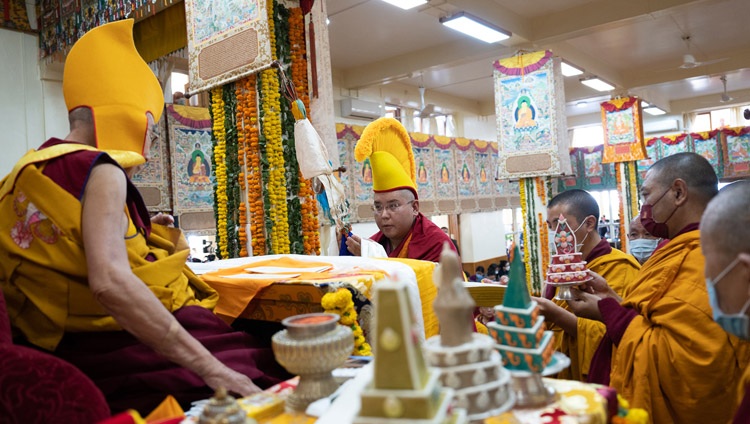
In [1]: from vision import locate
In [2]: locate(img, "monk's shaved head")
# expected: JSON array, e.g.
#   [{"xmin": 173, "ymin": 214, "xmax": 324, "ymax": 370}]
[
  {"xmin": 547, "ymin": 189, "xmax": 600, "ymax": 224},
  {"xmin": 647, "ymin": 152, "xmax": 718, "ymax": 202},
  {"xmin": 702, "ymin": 181, "xmax": 750, "ymax": 258}
]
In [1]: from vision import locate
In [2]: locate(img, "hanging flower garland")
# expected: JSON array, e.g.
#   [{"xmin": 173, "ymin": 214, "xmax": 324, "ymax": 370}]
[
  {"xmin": 322, "ymin": 288, "xmax": 372, "ymax": 356},
  {"xmin": 290, "ymin": 6, "xmax": 320, "ymax": 255},
  {"xmin": 237, "ymin": 75, "xmax": 266, "ymax": 256},
  {"xmin": 274, "ymin": 3, "xmax": 304, "ymax": 254},
  {"xmin": 259, "ymin": 0, "xmax": 291, "ymax": 255},
  {"xmin": 210, "ymin": 87, "xmax": 229, "ymax": 259},
  {"xmin": 223, "ymin": 83, "xmax": 241, "ymax": 258},
  {"xmin": 535, "ymin": 177, "xmax": 550, "ymax": 275}
]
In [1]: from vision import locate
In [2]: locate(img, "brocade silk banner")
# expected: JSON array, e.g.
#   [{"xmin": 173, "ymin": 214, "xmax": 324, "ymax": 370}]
[
  {"xmin": 600, "ymin": 97, "xmax": 647, "ymax": 163},
  {"xmin": 493, "ymin": 50, "xmax": 571, "ymax": 179}
]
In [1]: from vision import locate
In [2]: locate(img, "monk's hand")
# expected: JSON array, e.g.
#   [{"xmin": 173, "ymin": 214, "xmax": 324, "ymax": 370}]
[
  {"xmin": 578, "ymin": 271, "xmax": 621, "ymax": 303},
  {"xmin": 345, "ymin": 234, "xmax": 362, "ymax": 256},
  {"xmin": 151, "ymin": 212, "xmax": 175, "ymax": 227},
  {"xmin": 202, "ymin": 365, "xmax": 262, "ymax": 398},
  {"xmin": 566, "ymin": 288, "xmax": 604, "ymax": 321},
  {"xmin": 532, "ymin": 296, "xmax": 562, "ymax": 321}
]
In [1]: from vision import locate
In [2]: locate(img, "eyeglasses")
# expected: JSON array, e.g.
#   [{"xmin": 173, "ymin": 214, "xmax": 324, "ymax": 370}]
[{"xmin": 371, "ymin": 200, "xmax": 414, "ymax": 215}]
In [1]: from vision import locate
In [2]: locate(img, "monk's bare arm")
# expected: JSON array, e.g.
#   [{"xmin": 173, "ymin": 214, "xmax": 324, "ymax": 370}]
[
  {"xmin": 81, "ymin": 163, "xmax": 260, "ymax": 395},
  {"xmin": 534, "ymin": 297, "xmax": 578, "ymax": 336}
]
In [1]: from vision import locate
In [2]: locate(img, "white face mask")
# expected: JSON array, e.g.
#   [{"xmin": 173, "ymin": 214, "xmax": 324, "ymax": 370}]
[
  {"xmin": 628, "ymin": 238, "xmax": 660, "ymax": 263},
  {"xmin": 573, "ymin": 217, "xmax": 592, "ymax": 253}
]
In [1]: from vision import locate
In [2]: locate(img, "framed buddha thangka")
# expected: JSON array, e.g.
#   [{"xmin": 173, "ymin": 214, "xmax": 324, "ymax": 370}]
[
  {"xmin": 434, "ymin": 148, "xmax": 457, "ymax": 200},
  {"xmin": 456, "ymin": 148, "xmax": 477, "ymax": 198},
  {"xmin": 722, "ymin": 128, "xmax": 750, "ymax": 178},
  {"xmin": 167, "ymin": 105, "xmax": 215, "ymax": 214},
  {"xmin": 600, "ymin": 97, "xmax": 647, "ymax": 163},
  {"xmin": 414, "ymin": 147, "xmax": 436, "ymax": 201},
  {"xmin": 494, "ymin": 50, "xmax": 571, "ymax": 179},
  {"xmin": 185, "ymin": 0, "xmax": 273, "ymax": 93}
]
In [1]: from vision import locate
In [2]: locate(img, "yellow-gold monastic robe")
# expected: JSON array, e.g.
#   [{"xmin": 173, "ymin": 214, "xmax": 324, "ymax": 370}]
[
  {"xmin": 550, "ymin": 247, "xmax": 640, "ymax": 381},
  {"xmin": 611, "ymin": 229, "xmax": 750, "ymax": 423},
  {"xmin": 0, "ymin": 146, "xmax": 217, "ymax": 352}
]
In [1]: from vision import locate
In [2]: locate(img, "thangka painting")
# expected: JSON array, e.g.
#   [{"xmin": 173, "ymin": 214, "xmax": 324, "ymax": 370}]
[
  {"xmin": 456, "ymin": 149, "xmax": 477, "ymax": 198},
  {"xmin": 167, "ymin": 106, "xmax": 215, "ymax": 213},
  {"xmin": 637, "ymin": 140, "xmax": 660, "ymax": 183},
  {"xmin": 185, "ymin": 0, "xmax": 272, "ymax": 93},
  {"xmin": 434, "ymin": 148, "xmax": 457, "ymax": 200},
  {"xmin": 475, "ymin": 152, "xmax": 494, "ymax": 197},
  {"xmin": 691, "ymin": 131, "xmax": 723, "ymax": 178},
  {"xmin": 600, "ymin": 97, "xmax": 647, "ymax": 163},
  {"xmin": 723, "ymin": 130, "xmax": 750, "ymax": 178},
  {"xmin": 414, "ymin": 147, "xmax": 435, "ymax": 200},
  {"xmin": 132, "ymin": 114, "xmax": 171, "ymax": 212},
  {"xmin": 558, "ymin": 146, "xmax": 616, "ymax": 191},
  {"xmin": 660, "ymin": 134, "xmax": 689, "ymax": 158},
  {"xmin": 493, "ymin": 50, "xmax": 571, "ymax": 179}
]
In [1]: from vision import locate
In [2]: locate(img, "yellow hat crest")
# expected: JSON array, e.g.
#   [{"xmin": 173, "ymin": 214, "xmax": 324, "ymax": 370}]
[
  {"xmin": 63, "ymin": 19, "xmax": 164, "ymax": 168},
  {"xmin": 354, "ymin": 117, "xmax": 417, "ymax": 198}
]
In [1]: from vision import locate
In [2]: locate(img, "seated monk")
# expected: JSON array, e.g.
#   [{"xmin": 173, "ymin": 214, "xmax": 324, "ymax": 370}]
[
  {"xmin": 344, "ymin": 118, "xmax": 457, "ymax": 262},
  {"xmin": 701, "ymin": 181, "xmax": 750, "ymax": 423},
  {"xmin": 0, "ymin": 20, "xmax": 289, "ymax": 415},
  {"xmin": 534, "ymin": 189, "xmax": 640, "ymax": 381},
  {"xmin": 626, "ymin": 215, "xmax": 661, "ymax": 265},
  {"xmin": 568, "ymin": 153, "xmax": 750, "ymax": 423}
]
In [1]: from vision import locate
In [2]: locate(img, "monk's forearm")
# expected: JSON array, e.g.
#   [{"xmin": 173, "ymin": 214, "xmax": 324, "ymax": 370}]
[
  {"xmin": 92, "ymin": 275, "xmax": 224, "ymax": 377},
  {"xmin": 598, "ymin": 297, "xmax": 638, "ymax": 346},
  {"xmin": 554, "ymin": 309, "xmax": 579, "ymax": 336}
]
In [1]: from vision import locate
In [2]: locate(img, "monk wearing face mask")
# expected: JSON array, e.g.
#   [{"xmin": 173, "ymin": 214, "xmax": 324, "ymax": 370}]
[
  {"xmin": 567, "ymin": 152, "xmax": 750, "ymax": 423},
  {"xmin": 701, "ymin": 181, "xmax": 750, "ymax": 423},
  {"xmin": 534, "ymin": 189, "xmax": 640, "ymax": 382},
  {"xmin": 626, "ymin": 215, "xmax": 661, "ymax": 265}
]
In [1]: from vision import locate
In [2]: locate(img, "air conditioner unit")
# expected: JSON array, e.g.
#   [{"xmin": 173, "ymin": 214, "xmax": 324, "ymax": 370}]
[
  {"xmin": 340, "ymin": 98, "xmax": 382, "ymax": 120},
  {"xmin": 643, "ymin": 118, "xmax": 680, "ymax": 135}
]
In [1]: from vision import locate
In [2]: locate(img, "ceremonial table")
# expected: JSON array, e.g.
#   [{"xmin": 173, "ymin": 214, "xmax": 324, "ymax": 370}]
[{"xmin": 188, "ymin": 255, "xmax": 441, "ymax": 340}]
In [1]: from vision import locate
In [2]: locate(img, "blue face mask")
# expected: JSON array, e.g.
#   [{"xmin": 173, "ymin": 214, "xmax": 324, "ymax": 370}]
[
  {"xmin": 706, "ymin": 257, "xmax": 750, "ymax": 340},
  {"xmin": 628, "ymin": 238, "xmax": 660, "ymax": 264}
]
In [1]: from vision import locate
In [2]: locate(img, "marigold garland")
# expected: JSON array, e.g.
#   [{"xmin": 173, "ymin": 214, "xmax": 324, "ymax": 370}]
[
  {"xmin": 210, "ymin": 87, "xmax": 229, "ymax": 259},
  {"xmin": 321, "ymin": 288, "xmax": 372, "ymax": 356},
  {"xmin": 236, "ymin": 75, "xmax": 265, "ymax": 256},
  {"xmin": 290, "ymin": 6, "xmax": 320, "ymax": 255},
  {"xmin": 260, "ymin": 0, "xmax": 291, "ymax": 254},
  {"xmin": 616, "ymin": 163, "xmax": 627, "ymax": 253},
  {"xmin": 223, "ymin": 84, "xmax": 241, "ymax": 258}
]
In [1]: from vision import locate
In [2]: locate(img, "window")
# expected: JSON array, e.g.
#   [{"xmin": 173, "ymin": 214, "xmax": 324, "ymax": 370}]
[{"xmin": 691, "ymin": 108, "xmax": 737, "ymax": 132}]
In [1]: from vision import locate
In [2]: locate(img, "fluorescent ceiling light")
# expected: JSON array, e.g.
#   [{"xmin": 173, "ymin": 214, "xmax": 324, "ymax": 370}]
[
  {"xmin": 643, "ymin": 106, "xmax": 667, "ymax": 116},
  {"xmin": 576, "ymin": 101, "xmax": 587, "ymax": 108},
  {"xmin": 440, "ymin": 12, "xmax": 511, "ymax": 43},
  {"xmin": 580, "ymin": 77, "xmax": 615, "ymax": 92},
  {"xmin": 640, "ymin": 100, "xmax": 650, "ymax": 108},
  {"xmin": 561, "ymin": 61, "xmax": 583, "ymax": 77},
  {"xmin": 381, "ymin": 0, "xmax": 427, "ymax": 10}
]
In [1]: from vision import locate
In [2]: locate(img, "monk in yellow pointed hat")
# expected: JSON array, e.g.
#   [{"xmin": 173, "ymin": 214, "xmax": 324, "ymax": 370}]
[
  {"xmin": 343, "ymin": 117, "xmax": 458, "ymax": 262},
  {"xmin": 0, "ymin": 20, "xmax": 290, "ymax": 415}
]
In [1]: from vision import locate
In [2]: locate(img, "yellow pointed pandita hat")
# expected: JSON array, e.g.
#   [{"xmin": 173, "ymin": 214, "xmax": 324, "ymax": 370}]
[
  {"xmin": 354, "ymin": 117, "xmax": 417, "ymax": 198},
  {"xmin": 63, "ymin": 19, "xmax": 164, "ymax": 168}
]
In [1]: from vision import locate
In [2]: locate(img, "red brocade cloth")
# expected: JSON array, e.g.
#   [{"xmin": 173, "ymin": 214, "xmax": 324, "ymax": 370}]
[
  {"xmin": 370, "ymin": 213, "xmax": 458, "ymax": 262},
  {"xmin": 54, "ymin": 306, "xmax": 291, "ymax": 415}
]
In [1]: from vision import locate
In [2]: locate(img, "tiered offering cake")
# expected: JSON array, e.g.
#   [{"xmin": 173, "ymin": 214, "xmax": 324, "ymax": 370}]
[
  {"xmin": 424, "ymin": 245, "xmax": 514, "ymax": 422},
  {"xmin": 355, "ymin": 275, "xmax": 467, "ymax": 424},
  {"xmin": 488, "ymin": 245, "xmax": 555, "ymax": 373},
  {"xmin": 545, "ymin": 214, "xmax": 591, "ymax": 299}
]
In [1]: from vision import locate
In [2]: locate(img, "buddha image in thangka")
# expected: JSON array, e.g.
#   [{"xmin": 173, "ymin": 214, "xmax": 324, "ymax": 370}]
[
  {"xmin": 418, "ymin": 162, "xmax": 428, "ymax": 183},
  {"xmin": 187, "ymin": 142, "xmax": 211, "ymax": 185},
  {"xmin": 440, "ymin": 163, "xmax": 450, "ymax": 183}
]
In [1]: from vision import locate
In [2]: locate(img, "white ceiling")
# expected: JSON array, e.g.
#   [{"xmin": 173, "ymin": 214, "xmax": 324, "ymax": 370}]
[{"xmin": 326, "ymin": 0, "xmax": 750, "ymax": 123}]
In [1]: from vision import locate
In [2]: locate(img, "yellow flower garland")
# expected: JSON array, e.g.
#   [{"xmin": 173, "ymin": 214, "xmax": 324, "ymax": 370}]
[
  {"xmin": 321, "ymin": 288, "xmax": 372, "ymax": 356},
  {"xmin": 261, "ymin": 0, "xmax": 291, "ymax": 254},
  {"xmin": 519, "ymin": 178, "xmax": 532, "ymax": 288},
  {"xmin": 290, "ymin": 7, "xmax": 320, "ymax": 255},
  {"xmin": 211, "ymin": 87, "xmax": 229, "ymax": 258}
]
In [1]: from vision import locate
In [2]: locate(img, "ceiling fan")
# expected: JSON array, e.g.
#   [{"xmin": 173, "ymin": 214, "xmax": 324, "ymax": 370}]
[
  {"xmin": 418, "ymin": 85, "xmax": 438, "ymax": 118},
  {"xmin": 678, "ymin": 35, "xmax": 727, "ymax": 69},
  {"xmin": 719, "ymin": 75, "xmax": 733, "ymax": 103}
]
